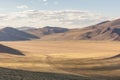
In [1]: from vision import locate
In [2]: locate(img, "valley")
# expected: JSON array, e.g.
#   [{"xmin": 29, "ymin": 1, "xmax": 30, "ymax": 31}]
[
  {"xmin": 0, "ymin": 0, "xmax": 119, "ymax": 80},
  {"xmin": 0, "ymin": 40, "xmax": 119, "ymax": 80}
]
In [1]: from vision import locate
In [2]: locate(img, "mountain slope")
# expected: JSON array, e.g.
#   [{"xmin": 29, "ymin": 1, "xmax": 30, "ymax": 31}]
[
  {"xmin": 0, "ymin": 44, "xmax": 24, "ymax": 55},
  {"xmin": 40, "ymin": 19, "xmax": 120, "ymax": 41},
  {"xmin": 78, "ymin": 19, "xmax": 120, "ymax": 40},
  {"xmin": 25, "ymin": 26, "xmax": 69, "ymax": 37},
  {"xmin": 0, "ymin": 27, "xmax": 39, "ymax": 41}
]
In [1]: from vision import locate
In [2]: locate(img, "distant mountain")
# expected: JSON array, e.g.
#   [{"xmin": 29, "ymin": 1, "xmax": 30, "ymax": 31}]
[
  {"xmin": 78, "ymin": 19, "xmax": 120, "ymax": 40},
  {"xmin": 40, "ymin": 18, "xmax": 120, "ymax": 41},
  {"xmin": 17, "ymin": 27, "xmax": 37, "ymax": 31},
  {"xmin": 1, "ymin": 18, "xmax": 120, "ymax": 41},
  {"xmin": 25, "ymin": 26, "xmax": 69, "ymax": 37},
  {"xmin": 0, "ymin": 27, "xmax": 39, "ymax": 41}
]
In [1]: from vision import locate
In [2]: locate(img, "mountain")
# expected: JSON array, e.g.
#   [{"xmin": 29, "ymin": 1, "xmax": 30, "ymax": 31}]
[
  {"xmin": 25, "ymin": 26, "xmax": 69, "ymax": 37},
  {"xmin": 17, "ymin": 26, "xmax": 37, "ymax": 31},
  {"xmin": 40, "ymin": 18, "xmax": 120, "ymax": 41},
  {"xmin": 0, "ymin": 27, "xmax": 39, "ymax": 41},
  {"xmin": 78, "ymin": 19, "xmax": 120, "ymax": 40}
]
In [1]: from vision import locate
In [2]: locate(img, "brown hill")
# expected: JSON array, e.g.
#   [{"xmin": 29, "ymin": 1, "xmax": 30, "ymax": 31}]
[
  {"xmin": 0, "ymin": 27, "xmax": 39, "ymax": 41},
  {"xmin": 40, "ymin": 19, "xmax": 120, "ymax": 41},
  {"xmin": 0, "ymin": 44, "xmax": 24, "ymax": 55},
  {"xmin": 78, "ymin": 19, "xmax": 120, "ymax": 40},
  {"xmin": 25, "ymin": 26, "xmax": 69, "ymax": 37}
]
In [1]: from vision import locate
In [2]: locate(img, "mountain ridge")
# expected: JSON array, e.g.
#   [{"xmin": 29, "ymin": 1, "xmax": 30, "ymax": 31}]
[
  {"xmin": 0, "ymin": 27, "xmax": 39, "ymax": 41},
  {"xmin": 25, "ymin": 26, "xmax": 69, "ymax": 37},
  {"xmin": 0, "ymin": 18, "xmax": 120, "ymax": 41},
  {"xmin": 38, "ymin": 18, "xmax": 120, "ymax": 41}
]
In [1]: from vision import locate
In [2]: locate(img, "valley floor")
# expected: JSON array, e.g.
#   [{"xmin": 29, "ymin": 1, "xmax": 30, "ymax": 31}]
[{"xmin": 0, "ymin": 40, "xmax": 120, "ymax": 80}]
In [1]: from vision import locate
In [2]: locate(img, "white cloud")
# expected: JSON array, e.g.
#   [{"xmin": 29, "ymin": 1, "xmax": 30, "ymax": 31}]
[
  {"xmin": 41, "ymin": 0, "xmax": 48, "ymax": 5},
  {"xmin": 17, "ymin": 5, "xmax": 28, "ymax": 9},
  {"xmin": 0, "ymin": 10, "xmax": 109, "ymax": 28},
  {"xmin": 42, "ymin": 0, "xmax": 47, "ymax": 2}
]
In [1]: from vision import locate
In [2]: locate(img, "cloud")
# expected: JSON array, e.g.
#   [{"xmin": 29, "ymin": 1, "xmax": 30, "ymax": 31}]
[
  {"xmin": 42, "ymin": 0, "xmax": 47, "ymax": 2},
  {"xmin": 17, "ymin": 5, "xmax": 28, "ymax": 9},
  {"xmin": 41, "ymin": 0, "xmax": 48, "ymax": 5},
  {"xmin": 0, "ymin": 10, "xmax": 109, "ymax": 28}
]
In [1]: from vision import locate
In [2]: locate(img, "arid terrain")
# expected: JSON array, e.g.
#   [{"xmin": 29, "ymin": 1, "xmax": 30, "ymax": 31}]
[
  {"xmin": 0, "ymin": 0, "xmax": 119, "ymax": 80},
  {"xmin": 0, "ymin": 40, "xmax": 119, "ymax": 80}
]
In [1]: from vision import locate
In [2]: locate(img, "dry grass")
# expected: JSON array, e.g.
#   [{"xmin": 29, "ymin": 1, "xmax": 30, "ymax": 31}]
[{"xmin": 0, "ymin": 40, "xmax": 120, "ymax": 79}]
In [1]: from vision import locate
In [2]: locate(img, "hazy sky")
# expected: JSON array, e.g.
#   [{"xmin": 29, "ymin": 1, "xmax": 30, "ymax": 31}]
[{"xmin": 0, "ymin": 0, "xmax": 119, "ymax": 28}]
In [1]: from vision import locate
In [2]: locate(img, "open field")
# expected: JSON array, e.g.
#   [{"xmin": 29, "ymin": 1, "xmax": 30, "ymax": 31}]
[{"xmin": 0, "ymin": 40, "xmax": 120, "ymax": 80}]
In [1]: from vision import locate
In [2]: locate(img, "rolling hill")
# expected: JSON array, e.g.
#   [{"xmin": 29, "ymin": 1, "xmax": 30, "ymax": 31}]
[
  {"xmin": 0, "ymin": 27, "xmax": 39, "ymax": 41},
  {"xmin": 1, "ymin": 18, "xmax": 120, "ymax": 41},
  {"xmin": 0, "ymin": 44, "xmax": 24, "ymax": 55},
  {"xmin": 38, "ymin": 18, "xmax": 120, "ymax": 41},
  {"xmin": 25, "ymin": 26, "xmax": 69, "ymax": 37},
  {"xmin": 77, "ymin": 19, "xmax": 120, "ymax": 40}
]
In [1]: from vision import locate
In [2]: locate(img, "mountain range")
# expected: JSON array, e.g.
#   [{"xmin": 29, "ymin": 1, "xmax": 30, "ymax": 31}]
[
  {"xmin": 0, "ymin": 18, "xmax": 120, "ymax": 41},
  {"xmin": 25, "ymin": 26, "xmax": 69, "ymax": 37},
  {"xmin": 37, "ymin": 18, "xmax": 120, "ymax": 41}
]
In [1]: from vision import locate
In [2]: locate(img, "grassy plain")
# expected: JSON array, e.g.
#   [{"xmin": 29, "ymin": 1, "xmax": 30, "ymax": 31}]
[{"xmin": 0, "ymin": 40, "xmax": 120, "ymax": 80}]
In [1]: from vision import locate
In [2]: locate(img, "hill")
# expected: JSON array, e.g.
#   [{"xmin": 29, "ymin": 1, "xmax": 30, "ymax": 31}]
[
  {"xmin": 1, "ymin": 18, "xmax": 120, "ymax": 41},
  {"xmin": 25, "ymin": 26, "xmax": 69, "ymax": 37},
  {"xmin": 0, "ymin": 44, "xmax": 24, "ymax": 55},
  {"xmin": 78, "ymin": 19, "xmax": 120, "ymax": 40},
  {"xmin": 40, "ymin": 19, "xmax": 120, "ymax": 41},
  {"xmin": 0, "ymin": 27, "xmax": 39, "ymax": 41}
]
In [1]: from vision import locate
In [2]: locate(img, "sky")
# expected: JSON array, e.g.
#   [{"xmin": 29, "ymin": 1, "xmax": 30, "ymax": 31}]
[{"xmin": 0, "ymin": 0, "xmax": 119, "ymax": 28}]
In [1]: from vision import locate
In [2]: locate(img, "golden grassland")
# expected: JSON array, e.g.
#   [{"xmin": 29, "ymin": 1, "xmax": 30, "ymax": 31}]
[{"xmin": 0, "ymin": 40, "xmax": 120, "ymax": 79}]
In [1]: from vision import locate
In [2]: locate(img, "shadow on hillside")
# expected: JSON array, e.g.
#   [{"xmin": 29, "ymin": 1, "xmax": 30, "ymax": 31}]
[
  {"xmin": 0, "ymin": 67, "xmax": 119, "ymax": 80},
  {"xmin": 0, "ymin": 44, "xmax": 24, "ymax": 56},
  {"xmin": 104, "ymin": 54, "xmax": 120, "ymax": 60},
  {"xmin": 0, "ymin": 67, "xmax": 91, "ymax": 80}
]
